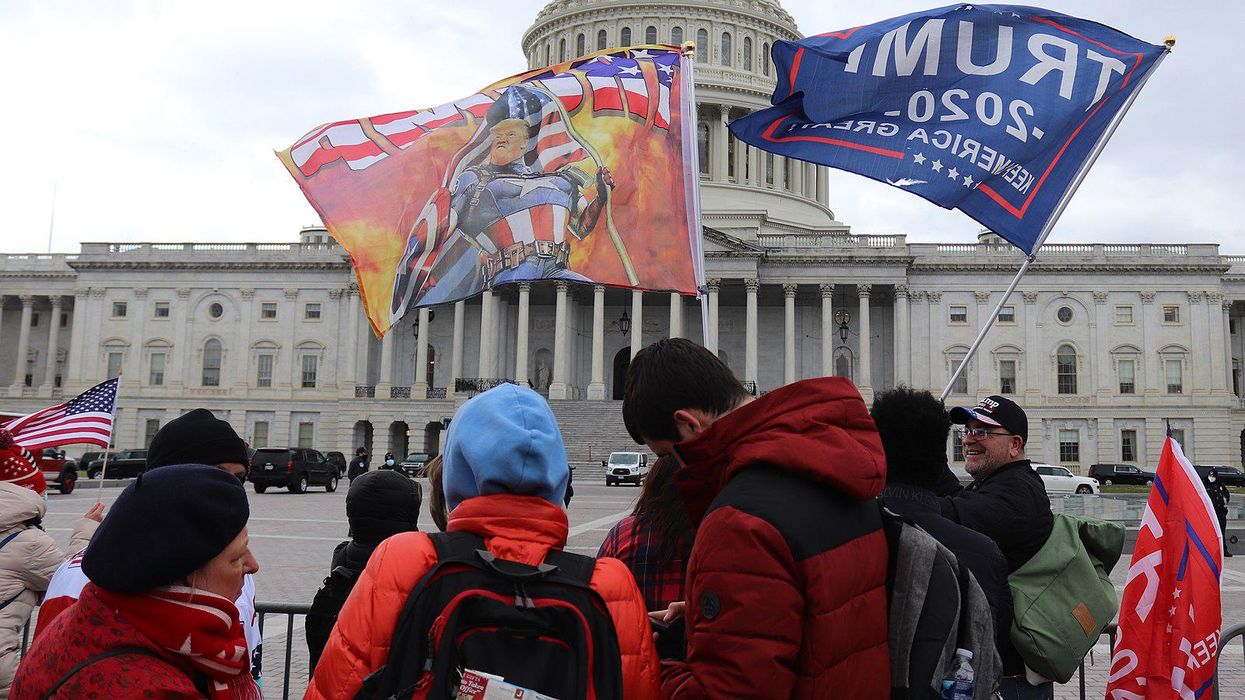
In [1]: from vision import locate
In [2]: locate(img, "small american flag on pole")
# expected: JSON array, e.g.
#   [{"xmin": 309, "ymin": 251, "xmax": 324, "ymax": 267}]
[{"xmin": 2, "ymin": 378, "xmax": 119, "ymax": 450}]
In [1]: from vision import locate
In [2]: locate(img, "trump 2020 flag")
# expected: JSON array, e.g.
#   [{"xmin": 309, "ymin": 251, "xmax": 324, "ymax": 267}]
[
  {"xmin": 730, "ymin": 4, "xmax": 1167, "ymax": 255},
  {"xmin": 279, "ymin": 46, "xmax": 702, "ymax": 337},
  {"xmin": 1106, "ymin": 435, "xmax": 1222, "ymax": 699}
]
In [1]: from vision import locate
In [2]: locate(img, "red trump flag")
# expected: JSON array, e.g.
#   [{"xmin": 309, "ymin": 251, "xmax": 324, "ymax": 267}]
[{"xmin": 1106, "ymin": 435, "xmax": 1222, "ymax": 699}]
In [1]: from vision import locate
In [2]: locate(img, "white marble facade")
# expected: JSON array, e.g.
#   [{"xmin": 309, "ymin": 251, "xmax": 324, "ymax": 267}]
[{"xmin": 2, "ymin": 0, "xmax": 1245, "ymax": 471}]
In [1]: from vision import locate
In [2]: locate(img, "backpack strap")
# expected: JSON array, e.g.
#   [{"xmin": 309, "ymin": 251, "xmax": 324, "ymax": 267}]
[
  {"xmin": 0, "ymin": 531, "xmax": 23, "ymax": 551},
  {"xmin": 40, "ymin": 646, "xmax": 162, "ymax": 700}
]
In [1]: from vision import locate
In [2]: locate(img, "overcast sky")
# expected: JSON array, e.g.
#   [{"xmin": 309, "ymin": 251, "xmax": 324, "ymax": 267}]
[{"xmin": 1, "ymin": 0, "xmax": 1239, "ymax": 255}]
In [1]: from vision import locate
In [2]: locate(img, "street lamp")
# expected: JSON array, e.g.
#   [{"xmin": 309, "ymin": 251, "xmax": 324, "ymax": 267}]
[
  {"xmin": 835, "ymin": 308, "xmax": 851, "ymax": 343},
  {"xmin": 618, "ymin": 310, "xmax": 631, "ymax": 335}
]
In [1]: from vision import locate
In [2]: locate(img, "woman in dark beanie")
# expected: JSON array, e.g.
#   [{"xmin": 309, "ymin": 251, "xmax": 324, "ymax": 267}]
[
  {"xmin": 304, "ymin": 469, "xmax": 420, "ymax": 668},
  {"xmin": 12, "ymin": 465, "xmax": 260, "ymax": 699}
]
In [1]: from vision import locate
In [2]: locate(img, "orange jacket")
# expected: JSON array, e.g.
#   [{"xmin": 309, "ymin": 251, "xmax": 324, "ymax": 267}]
[{"xmin": 305, "ymin": 494, "xmax": 661, "ymax": 700}]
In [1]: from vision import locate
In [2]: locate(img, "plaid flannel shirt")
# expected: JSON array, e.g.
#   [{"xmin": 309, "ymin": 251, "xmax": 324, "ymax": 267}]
[{"xmin": 597, "ymin": 514, "xmax": 687, "ymax": 613}]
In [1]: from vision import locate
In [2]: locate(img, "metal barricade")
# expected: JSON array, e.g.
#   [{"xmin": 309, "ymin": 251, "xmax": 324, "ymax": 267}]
[{"xmin": 256, "ymin": 600, "xmax": 313, "ymax": 700}]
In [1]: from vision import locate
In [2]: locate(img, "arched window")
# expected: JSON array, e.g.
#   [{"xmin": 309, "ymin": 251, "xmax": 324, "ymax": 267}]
[
  {"xmin": 1057, "ymin": 344, "xmax": 1078, "ymax": 394},
  {"xmin": 597, "ymin": 29, "xmax": 607, "ymax": 51},
  {"xmin": 544, "ymin": 43, "xmax": 551, "ymax": 66},
  {"xmin": 765, "ymin": 152, "xmax": 775, "ymax": 185},
  {"xmin": 671, "ymin": 26, "xmax": 683, "ymax": 46},
  {"xmin": 762, "ymin": 42, "xmax": 771, "ymax": 76},
  {"xmin": 559, "ymin": 38, "xmax": 566, "ymax": 62},
  {"xmin": 721, "ymin": 32, "xmax": 732, "ymax": 66},
  {"xmin": 743, "ymin": 37, "xmax": 753, "ymax": 71},
  {"xmin": 576, "ymin": 33, "xmax": 585, "ymax": 57},
  {"xmin": 697, "ymin": 29, "xmax": 708, "ymax": 55},
  {"xmin": 620, "ymin": 27, "xmax": 631, "ymax": 46},
  {"xmin": 645, "ymin": 25, "xmax": 657, "ymax": 44},
  {"xmin": 696, "ymin": 121, "xmax": 710, "ymax": 175},
  {"xmin": 202, "ymin": 339, "xmax": 222, "ymax": 387}
]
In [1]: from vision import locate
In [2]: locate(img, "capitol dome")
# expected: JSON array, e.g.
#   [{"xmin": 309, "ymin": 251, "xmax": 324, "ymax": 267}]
[{"xmin": 522, "ymin": 0, "xmax": 849, "ymax": 239}]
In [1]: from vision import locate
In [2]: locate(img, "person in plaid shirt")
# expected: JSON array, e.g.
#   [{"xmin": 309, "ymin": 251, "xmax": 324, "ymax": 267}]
[{"xmin": 597, "ymin": 456, "xmax": 691, "ymax": 612}]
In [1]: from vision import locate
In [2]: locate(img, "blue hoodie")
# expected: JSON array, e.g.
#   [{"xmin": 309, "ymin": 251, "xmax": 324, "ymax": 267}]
[{"xmin": 443, "ymin": 383, "xmax": 569, "ymax": 511}]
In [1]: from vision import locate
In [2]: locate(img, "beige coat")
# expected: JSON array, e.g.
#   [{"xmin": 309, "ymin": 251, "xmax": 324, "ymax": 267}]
[{"xmin": 0, "ymin": 483, "xmax": 95, "ymax": 698}]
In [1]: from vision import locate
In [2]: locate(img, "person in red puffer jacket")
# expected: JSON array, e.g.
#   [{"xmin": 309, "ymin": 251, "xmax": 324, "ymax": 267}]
[{"xmin": 623, "ymin": 338, "xmax": 890, "ymax": 699}]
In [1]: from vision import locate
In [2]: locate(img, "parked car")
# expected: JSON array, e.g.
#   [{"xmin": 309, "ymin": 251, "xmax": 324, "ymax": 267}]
[
  {"xmin": 325, "ymin": 451, "xmax": 347, "ymax": 477},
  {"xmin": 1088, "ymin": 463, "xmax": 1156, "ymax": 486},
  {"xmin": 397, "ymin": 452, "xmax": 433, "ymax": 478},
  {"xmin": 32, "ymin": 448, "xmax": 78, "ymax": 494},
  {"xmin": 1032, "ymin": 463, "xmax": 1099, "ymax": 495},
  {"xmin": 249, "ymin": 448, "xmax": 339, "ymax": 494},
  {"xmin": 85, "ymin": 449, "xmax": 148, "ymax": 480},
  {"xmin": 603, "ymin": 451, "xmax": 649, "ymax": 487},
  {"xmin": 1193, "ymin": 465, "xmax": 1245, "ymax": 488},
  {"xmin": 78, "ymin": 451, "xmax": 102, "ymax": 469}
]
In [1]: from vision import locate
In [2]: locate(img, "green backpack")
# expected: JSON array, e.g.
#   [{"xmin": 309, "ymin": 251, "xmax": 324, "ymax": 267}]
[{"xmin": 1008, "ymin": 514, "xmax": 1124, "ymax": 683}]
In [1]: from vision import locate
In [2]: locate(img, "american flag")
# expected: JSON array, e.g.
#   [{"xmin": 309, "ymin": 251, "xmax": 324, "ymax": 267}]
[{"xmin": 2, "ymin": 378, "xmax": 119, "ymax": 450}]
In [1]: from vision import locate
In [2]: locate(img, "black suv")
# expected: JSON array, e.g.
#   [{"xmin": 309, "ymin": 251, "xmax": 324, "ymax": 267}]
[
  {"xmin": 1088, "ymin": 463, "xmax": 1156, "ymax": 486},
  {"xmin": 325, "ymin": 451, "xmax": 347, "ymax": 477},
  {"xmin": 396, "ymin": 452, "xmax": 433, "ymax": 478},
  {"xmin": 85, "ymin": 449, "xmax": 148, "ymax": 479},
  {"xmin": 249, "ymin": 448, "xmax": 340, "ymax": 494}
]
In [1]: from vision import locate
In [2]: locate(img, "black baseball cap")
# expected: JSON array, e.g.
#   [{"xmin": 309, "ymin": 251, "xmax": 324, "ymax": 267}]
[{"xmin": 949, "ymin": 395, "xmax": 1028, "ymax": 445}]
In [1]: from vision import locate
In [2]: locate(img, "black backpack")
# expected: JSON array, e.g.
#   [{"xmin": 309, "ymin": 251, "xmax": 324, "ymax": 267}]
[
  {"xmin": 306, "ymin": 563, "xmax": 363, "ymax": 670},
  {"xmin": 356, "ymin": 531, "xmax": 623, "ymax": 700}
]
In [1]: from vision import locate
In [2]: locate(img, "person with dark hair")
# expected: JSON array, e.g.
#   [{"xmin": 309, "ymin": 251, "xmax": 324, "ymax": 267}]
[
  {"xmin": 424, "ymin": 454, "xmax": 449, "ymax": 532},
  {"xmin": 305, "ymin": 470, "xmax": 421, "ymax": 669},
  {"xmin": 623, "ymin": 338, "xmax": 889, "ymax": 698},
  {"xmin": 597, "ymin": 455, "xmax": 691, "ymax": 612},
  {"xmin": 870, "ymin": 387, "xmax": 1012, "ymax": 656}
]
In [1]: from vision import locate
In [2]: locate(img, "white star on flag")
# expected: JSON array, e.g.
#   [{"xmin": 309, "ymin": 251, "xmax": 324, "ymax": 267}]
[
  {"xmin": 947, "ymin": 167, "xmax": 959, "ymax": 180},
  {"xmin": 930, "ymin": 160, "xmax": 943, "ymax": 172},
  {"xmin": 632, "ymin": 49, "xmax": 654, "ymax": 59},
  {"xmin": 963, "ymin": 174, "xmax": 976, "ymax": 188},
  {"xmin": 619, "ymin": 65, "xmax": 642, "ymax": 76},
  {"xmin": 912, "ymin": 152, "xmax": 926, "ymax": 165}
]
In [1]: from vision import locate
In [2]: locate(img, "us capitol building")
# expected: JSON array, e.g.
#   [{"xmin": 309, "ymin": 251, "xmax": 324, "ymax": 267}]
[{"xmin": 2, "ymin": 0, "xmax": 1243, "ymax": 472}]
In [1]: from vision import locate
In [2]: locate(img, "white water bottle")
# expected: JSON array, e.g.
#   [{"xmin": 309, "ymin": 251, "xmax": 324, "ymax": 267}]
[{"xmin": 940, "ymin": 648, "xmax": 974, "ymax": 700}]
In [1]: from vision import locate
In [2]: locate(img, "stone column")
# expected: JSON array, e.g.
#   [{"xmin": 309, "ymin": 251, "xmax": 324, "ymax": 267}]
[
  {"xmin": 1140, "ymin": 291, "xmax": 1159, "ymax": 397},
  {"xmin": 172, "ymin": 288, "xmax": 190, "ymax": 390},
  {"xmin": 858, "ymin": 284, "xmax": 873, "ymax": 397},
  {"xmin": 448, "ymin": 300, "xmax": 465, "ymax": 398},
  {"xmin": 745, "ymin": 278, "xmax": 759, "ymax": 385},
  {"xmin": 38, "ymin": 296, "xmax": 63, "ymax": 396},
  {"xmin": 1188, "ymin": 291, "xmax": 1209, "ymax": 396},
  {"xmin": 414, "ymin": 307, "xmax": 430, "ymax": 396},
  {"xmin": 377, "ymin": 330, "xmax": 394, "ymax": 394},
  {"xmin": 64, "ymin": 290, "xmax": 87, "ymax": 389},
  {"xmin": 477, "ymin": 290, "xmax": 494, "ymax": 378},
  {"xmin": 820, "ymin": 284, "xmax": 834, "ymax": 376},
  {"xmin": 929, "ymin": 291, "xmax": 944, "ymax": 394},
  {"xmin": 1023, "ymin": 291, "xmax": 1041, "ymax": 399},
  {"xmin": 714, "ymin": 105, "xmax": 730, "ymax": 182},
  {"xmin": 549, "ymin": 282, "xmax": 570, "ymax": 399},
  {"xmin": 337, "ymin": 287, "xmax": 359, "ymax": 395},
  {"xmin": 783, "ymin": 284, "xmax": 797, "ymax": 385},
  {"xmin": 774, "ymin": 156, "xmax": 787, "ymax": 190},
  {"xmin": 894, "ymin": 285, "xmax": 910, "ymax": 386},
  {"xmin": 587, "ymin": 285, "xmax": 606, "ymax": 399},
  {"xmin": 629, "ymin": 291, "xmax": 644, "ymax": 358},
  {"xmin": 515, "ymin": 284, "xmax": 531, "ymax": 385},
  {"xmin": 791, "ymin": 159, "xmax": 804, "ymax": 197},
  {"xmin": 806, "ymin": 163, "xmax": 818, "ymax": 199},
  {"xmin": 732, "ymin": 135, "xmax": 746, "ymax": 183},
  {"xmin": 1092, "ymin": 291, "xmax": 1111, "ymax": 397},
  {"xmin": 9, "ymin": 295, "xmax": 34, "ymax": 396},
  {"xmin": 973, "ymin": 291, "xmax": 991, "ymax": 393},
  {"xmin": 746, "ymin": 147, "xmax": 760, "ymax": 187},
  {"xmin": 669, "ymin": 293, "xmax": 683, "ymax": 339},
  {"xmin": 1220, "ymin": 297, "xmax": 1233, "ymax": 395},
  {"xmin": 816, "ymin": 166, "xmax": 829, "ymax": 205},
  {"xmin": 706, "ymin": 279, "xmax": 721, "ymax": 355}
]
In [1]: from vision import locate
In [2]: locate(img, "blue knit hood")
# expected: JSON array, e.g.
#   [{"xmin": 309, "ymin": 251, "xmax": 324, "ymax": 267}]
[{"xmin": 443, "ymin": 384, "xmax": 569, "ymax": 511}]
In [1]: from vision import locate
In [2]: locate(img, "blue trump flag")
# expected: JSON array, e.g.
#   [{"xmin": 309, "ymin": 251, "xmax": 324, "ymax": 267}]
[{"xmin": 730, "ymin": 4, "xmax": 1167, "ymax": 254}]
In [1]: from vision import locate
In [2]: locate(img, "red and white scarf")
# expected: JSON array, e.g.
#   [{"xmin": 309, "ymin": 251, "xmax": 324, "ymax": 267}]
[{"xmin": 95, "ymin": 583, "xmax": 260, "ymax": 700}]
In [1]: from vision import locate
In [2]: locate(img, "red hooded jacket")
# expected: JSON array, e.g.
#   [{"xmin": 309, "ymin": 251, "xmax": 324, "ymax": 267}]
[{"xmin": 662, "ymin": 377, "xmax": 890, "ymax": 698}]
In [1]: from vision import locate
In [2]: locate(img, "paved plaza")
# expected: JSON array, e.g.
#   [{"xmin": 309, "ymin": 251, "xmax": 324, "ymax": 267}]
[{"xmin": 34, "ymin": 476, "xmax": 1245, "ymax": 699}]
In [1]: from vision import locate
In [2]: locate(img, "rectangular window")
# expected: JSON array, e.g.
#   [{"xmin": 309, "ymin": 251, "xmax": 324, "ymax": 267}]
[
  {"xmin": 144, "ymin": 419, "xmax": 161, "ymax": 447},
  {"xmin": 24, "ymin": 374, "xmax": 32, "ymax": 387},
  {"xmin": 1059, "ymin": 429, "xmax": 1080, "ymax": 463},
  {"xmin": 999, "ymin": 359, "xmax": 1017, "ymax": 395},
  {"xmin": 997, "ymin": 306, "xmax": 1015, "ymax": 323},
  {"xmin": 31, "ymin": 313, "xmax": 39, "ymax": 327},
  {"xmin": 256, "ymin": 354, "xmax": 274, "ymax": 388},
  {"xmin": 112, "ymin": 301, "xmax": 127, "ymax": 318},
  {"xmin": 106, "ymin": 352, "xmax": 123, "ymax": 378},
  {"xmin": 301, "ymin": 355, "xmax": 318, "ymax": 388},
  {"xmin": 1166, "ymin": 359, "xmax": 1183, "ymax": 394},
  {"xmin": 1170, "ymin": 428, "xmax": 1186, "ymax": 446},
  {"xmin": 949, "ymin": 305, "xmax": 968, "ymax": 323},
  {"xmin": 951, "ymin": 429, "xmax": 965, "ymax": 462},
  {"xmin": 1115, "ymin": 305, "xmax": 1134, "ymax": 324},
  {"xmin": 297, "ymin": 422, "xmax": 315, "ymax": 449},
  {"xmin": 1162, "ymin": 305, "xmax": 1180, "ymax": 323},
  {"xmin": 949, "ymin": 355, "xmax": 968, "ymax": 394},
  {"xmin": 154, "ymin": 301, "xmax": 170, "ymax": 318},
  {"xmin": 304, "ymin": 303, "xmax": 321, "ymax": 320},
  {"xmin": 253, "ymin": 422, "xmax": 269, "ymax": 449},
  {"xmin": 149, "ymin": 353, "xmax": 165, "ymax": 386},
  {"xmin": 60, "ymin": 312, "xmax": 68, "ymax": 327},
  {"xmin": 260, "ymin": 302, "xmax": 278, "ymax": 320},
  {"xmin": 1118, "ymin": 359, "xmax": 1135, "ymax": 394},
  {"xmin": 1121, "ymin": 429, "xmax": 1137, "ymax": 462}
]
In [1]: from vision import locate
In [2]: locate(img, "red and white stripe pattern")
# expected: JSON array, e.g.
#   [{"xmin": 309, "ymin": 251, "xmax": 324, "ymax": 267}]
[
  {"xmin": 372, "ymin": 94, "xmax": 493, "ymax": 149},
  {"xmin": 3, "ymin": 377, "xmax": 117, "ymax": 450},
  {"xmin": 483, "ymin": 204, "xmax": 569, "ymax": 250},
  {"xmin": 290, "ymin": 122, "xmax": 389, "ymax": 177},
  {"xmin": 532, "ymin": 101, "xmax": 590, "ymax": 173}
]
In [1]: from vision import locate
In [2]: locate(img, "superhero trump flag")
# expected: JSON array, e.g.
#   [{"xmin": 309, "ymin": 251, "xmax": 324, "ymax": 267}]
[
  {"xmin": 730, "ymin": 4, "xmax": 1169, "ymax": 256},
  {"xmin": 278, "ymin": 46, "xmax": 703, "ymax": 337},
  {"xmin": 1105, "ymin": 435, "xmax": 1222, "ymax": 699}
]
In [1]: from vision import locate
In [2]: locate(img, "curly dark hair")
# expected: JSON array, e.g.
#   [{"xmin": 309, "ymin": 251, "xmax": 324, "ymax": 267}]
[{"xmin": 870, "ymin": 386, "xmax": 952, "ymax": 490}]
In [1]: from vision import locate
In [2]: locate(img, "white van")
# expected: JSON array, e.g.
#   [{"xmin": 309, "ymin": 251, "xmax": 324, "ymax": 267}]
[{"xmin": 604, "ymin": 451, "xmax": 649, "ymax": 486}]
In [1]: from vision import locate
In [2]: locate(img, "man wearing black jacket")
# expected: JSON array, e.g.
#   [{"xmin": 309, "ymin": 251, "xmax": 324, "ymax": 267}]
[{"xmin": 941, "ymin": 394, "xmax": 1054, "ymax": 699}]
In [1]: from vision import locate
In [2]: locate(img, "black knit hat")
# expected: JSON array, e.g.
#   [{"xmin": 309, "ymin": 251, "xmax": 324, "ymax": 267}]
[
  {"xmin": 346, "ymin": 470, "xmax": 421, "ymax": 546},
  {"xmin": 147, "ymin": 408, "xmax": 249, "ymax": 470},
  {"xmin": 82, "ymin": 465, "xmax": 250, "ymax": 592}
]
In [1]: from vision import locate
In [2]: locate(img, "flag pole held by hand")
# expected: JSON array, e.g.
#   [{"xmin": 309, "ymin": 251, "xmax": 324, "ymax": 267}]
[{"xmin": 96, "ymin": 370, "xmax": 121, "ymax": 504}]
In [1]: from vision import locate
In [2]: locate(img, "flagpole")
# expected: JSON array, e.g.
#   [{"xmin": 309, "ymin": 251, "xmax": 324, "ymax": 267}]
[
  {"xmin": 681, "ymin": 40, "xmax": 711, "ymax": 347},
  {"xmin": 939, "ymin": 43, "xmax": 1172, "ymax": 402},
  {"xmin": 96, "ymin": 371, "xmax": 122, "ymax": 503}
]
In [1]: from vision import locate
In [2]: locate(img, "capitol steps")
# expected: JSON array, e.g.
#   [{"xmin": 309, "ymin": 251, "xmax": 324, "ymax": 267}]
[{"xmin": 546, "ymin": 400, "xmax": 653, "ymax": 476}]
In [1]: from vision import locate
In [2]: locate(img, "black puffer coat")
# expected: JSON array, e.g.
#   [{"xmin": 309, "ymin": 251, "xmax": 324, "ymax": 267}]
[{"xmin": 939, "ymin": 460, "xmax": 1053, "ymax": 574}]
